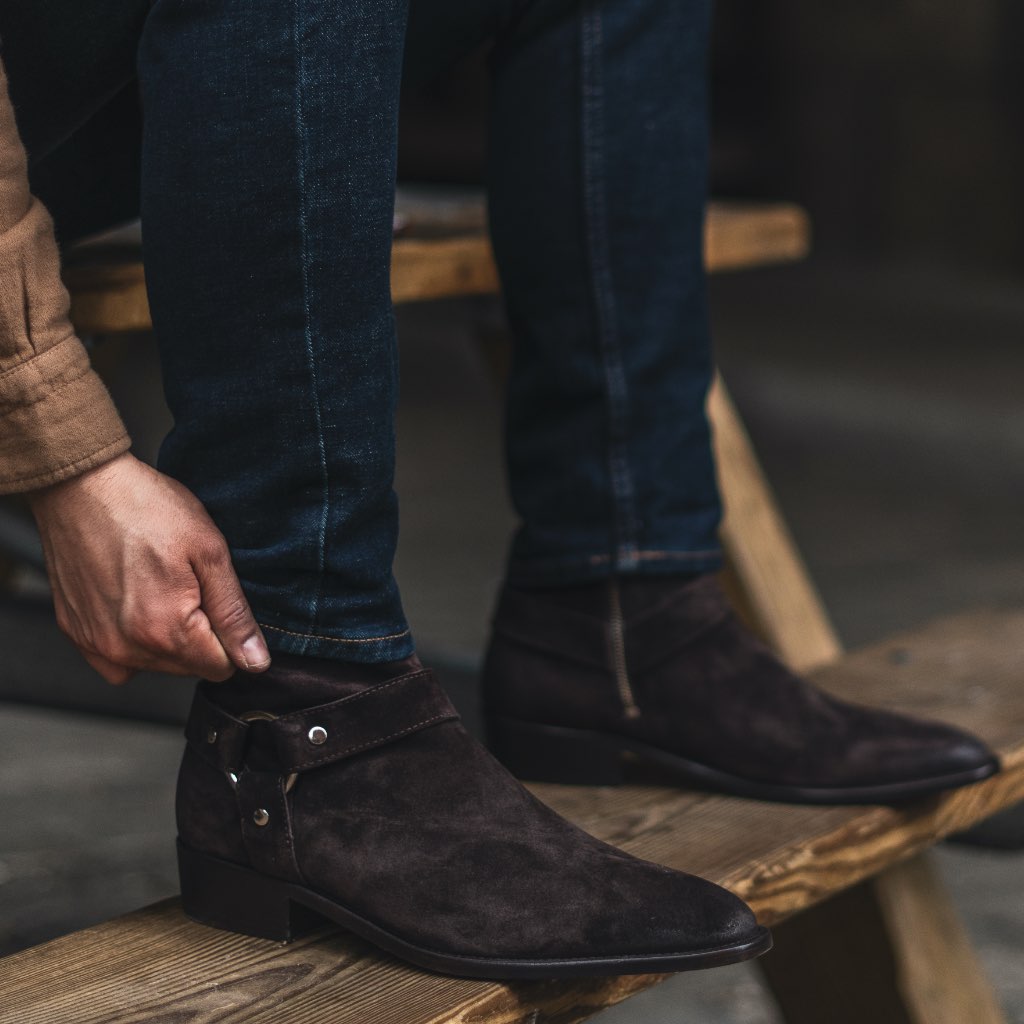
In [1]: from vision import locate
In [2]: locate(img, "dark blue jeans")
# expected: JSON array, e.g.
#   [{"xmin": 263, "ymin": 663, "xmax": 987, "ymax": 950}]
[{"xmin": 13, "ymin": 0, "xmax": 721, "ymax": 663}]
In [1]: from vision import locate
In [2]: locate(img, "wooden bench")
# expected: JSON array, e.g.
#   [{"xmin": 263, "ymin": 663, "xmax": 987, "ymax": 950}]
[
  {"xmin": 4, "ymin": 195, "xmax": 1020, "ymax": 1023},
  {"xmin": 59, "ymin": 190, "xmax": 811, "ymax": 334}
]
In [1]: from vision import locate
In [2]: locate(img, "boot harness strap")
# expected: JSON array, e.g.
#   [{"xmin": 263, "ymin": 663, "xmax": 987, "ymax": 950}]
[{"xmin": 185, "ymin": 668, "xmax": 459, "ymax": 779}]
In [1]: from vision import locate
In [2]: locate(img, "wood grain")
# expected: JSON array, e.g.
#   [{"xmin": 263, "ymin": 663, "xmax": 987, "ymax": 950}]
[
  {"xmin": 2, "ymin": 609, "xmax": 1020, "ymax": 1024},
  {"xmin": 62, "ymin": 201, "xmax": 812, "ymax": 335}
]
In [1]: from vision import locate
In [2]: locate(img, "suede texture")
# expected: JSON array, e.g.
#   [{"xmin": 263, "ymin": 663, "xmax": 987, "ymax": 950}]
[
  {"xmin": 177, "ymin": 662, "xmax": 760, "ymax": 960},
  {"xmin": 290, "ymin": 719, "xmax": 752, "ymax": 958},
  {"xmin": 481, "ymin": 574, "xmax": 998, "ymax": 791},
  {"xmin": 176, "ymin": 745, "xmax": 248, "ymax": 865}
]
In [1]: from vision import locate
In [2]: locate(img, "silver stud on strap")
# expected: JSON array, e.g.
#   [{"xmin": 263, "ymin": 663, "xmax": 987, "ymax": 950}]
[
  {"xmin": 253, "ymin": 808, "xmax": 270, "ymax": 827},
  {"xmin": 206, "ymin": 727, "xmax": 218, "ymax": 744},
  {"xmin": 308, "ymin": 725, "xmax": 328, "ymax": 745}
]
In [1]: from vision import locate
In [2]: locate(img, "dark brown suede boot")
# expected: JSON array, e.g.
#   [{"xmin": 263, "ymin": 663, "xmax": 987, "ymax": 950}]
[
  {"xmin": 176, "ymin": 658, "xmax": 771, "ymax": 979},
  {"xmin": 481, "ymin": 574, "xmax": 999, "ymax": 804}
]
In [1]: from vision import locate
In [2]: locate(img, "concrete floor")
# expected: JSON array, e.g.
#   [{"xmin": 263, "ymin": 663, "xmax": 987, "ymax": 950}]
[{"xmin": 0, "ymin": 259, "xmax": 1021, "ymax": 1020}]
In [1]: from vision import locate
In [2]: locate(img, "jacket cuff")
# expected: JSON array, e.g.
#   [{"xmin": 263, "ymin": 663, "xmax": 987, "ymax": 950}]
[{"xmin": 0, "ymin": 336, "xmax": 131, "ymax": 493}]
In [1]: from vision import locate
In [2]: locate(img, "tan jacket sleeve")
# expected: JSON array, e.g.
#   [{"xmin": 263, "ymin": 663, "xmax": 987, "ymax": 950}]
[{"xmin": 0, "ymin": 58, "xmax": 130, "ymax": 494}]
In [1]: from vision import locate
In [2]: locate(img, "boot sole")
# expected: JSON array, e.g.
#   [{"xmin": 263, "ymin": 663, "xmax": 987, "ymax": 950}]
[
  {"xmin": 177, "ymin": 840, "xmax": 772, "ymax": 979},
  {"xmin": 486, "ymin": 716, "xmax": 1000, "ymax": 805}
]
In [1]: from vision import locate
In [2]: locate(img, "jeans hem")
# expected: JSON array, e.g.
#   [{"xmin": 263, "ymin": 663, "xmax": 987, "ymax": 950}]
[
  {"xmin": 505, "ymin": 548, "xmax": 723, "ymax": 587},
  {"xmin": 259, "ymin": 622, "xmax": 415, "ymax": 663}
]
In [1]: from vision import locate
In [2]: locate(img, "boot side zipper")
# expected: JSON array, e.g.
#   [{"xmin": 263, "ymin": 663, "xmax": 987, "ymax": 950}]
[{"xmin": 608, "ymin": 579, "xmax": 641, "ymax": 719}]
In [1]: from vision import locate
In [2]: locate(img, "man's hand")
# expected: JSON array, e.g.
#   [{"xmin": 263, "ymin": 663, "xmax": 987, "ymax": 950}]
[{"xmin": 28, "ymin": 452, "xmax": 270, "ymax": 684}]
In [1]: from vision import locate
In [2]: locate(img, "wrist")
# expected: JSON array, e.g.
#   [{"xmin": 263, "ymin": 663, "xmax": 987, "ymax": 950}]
[{"xmin": 27, "ymin": 451, "xmax": 139, "ymax": 513}]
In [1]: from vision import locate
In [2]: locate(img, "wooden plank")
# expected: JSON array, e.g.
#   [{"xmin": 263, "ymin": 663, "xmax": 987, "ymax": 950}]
[
  {"xmin": 64, "ymin": 261, "xmax": 150, "ymax": 336},
  {"xmin": 62, "ymin": 201, "xmax": 812, "ymax": 334},
  {"xmin": 390, "ymin": 236, "xmax": 499, "ymax": 304},
  {"xmin": 2, "ymin": 609, "xmax": 1021, "ymax": 1024},
  {"xmin": 703, "ymin": 202, "xmax": 811, "ymax": 273},
  {"xmin": 0, "ymin": 903, "xmax": 663, "ymax": 1024}
]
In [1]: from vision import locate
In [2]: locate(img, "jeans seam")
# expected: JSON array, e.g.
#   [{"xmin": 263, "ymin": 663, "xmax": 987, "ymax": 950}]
[
  {"xmin": 260, "ymin": 623, "xmax": 412, "ymax": 644},
  {"xmin": 580, "ymin": 0, "xmax": 641, "ymax": 571},
  {"xmin": 292, "ymin": 0, "xmax": 331, "ymax": 651}
]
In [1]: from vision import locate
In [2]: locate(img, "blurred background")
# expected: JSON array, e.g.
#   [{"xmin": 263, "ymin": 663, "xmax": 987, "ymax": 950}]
[{"xmin": 1, "ymin": 3, "xmax": 1022, "ymax": 1020}]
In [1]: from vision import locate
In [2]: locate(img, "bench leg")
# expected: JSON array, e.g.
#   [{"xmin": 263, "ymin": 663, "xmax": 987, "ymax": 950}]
[{"xmin": 757, "ymin": 852, "xmax": 1006, "ymax": 1024}]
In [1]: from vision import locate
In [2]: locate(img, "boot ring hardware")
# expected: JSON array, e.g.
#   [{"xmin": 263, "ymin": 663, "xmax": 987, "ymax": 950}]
[{"xmin": 224, "ymin": 709, "xmax": 299, "ymax": 794}]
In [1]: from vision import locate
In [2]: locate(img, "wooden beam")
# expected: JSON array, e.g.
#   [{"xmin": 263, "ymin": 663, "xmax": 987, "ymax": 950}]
[
  {"xmin": 703, "ymin": 202, "xmax": 811, "ymax": 273},
  {"xmin": 390, "ymin": 236, "xmax": 499, "ymax": 304},
  {"xmin": 64, "ymin": 261, "xmax": 150, "ymax": 336},
  {"xmin": 63, "ymin": 201, "xmax": 812, "ymax": 335}
]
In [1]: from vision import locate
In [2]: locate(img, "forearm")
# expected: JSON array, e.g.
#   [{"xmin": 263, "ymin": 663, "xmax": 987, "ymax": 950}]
[{"xmin": 0, "ymin": 57, "xmax": 129, "ymax": 494}]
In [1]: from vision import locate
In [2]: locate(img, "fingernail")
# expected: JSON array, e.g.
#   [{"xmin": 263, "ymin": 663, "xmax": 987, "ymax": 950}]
[{"xmin": 242, "ymin": 635, "xmax": 271, "ymax": 671}]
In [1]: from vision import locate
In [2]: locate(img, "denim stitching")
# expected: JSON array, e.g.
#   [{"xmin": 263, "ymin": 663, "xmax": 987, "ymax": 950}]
[
  {"xmin": 580, "ymin": 0, "xmax": 641, "ymax": 571},
  {"xmin": 292, "ymin": 0, "xmax": 331, "ymax": 651},
  {"xmin": 260, "ymin": 623, "xmax": 411, "ymax": 644}
]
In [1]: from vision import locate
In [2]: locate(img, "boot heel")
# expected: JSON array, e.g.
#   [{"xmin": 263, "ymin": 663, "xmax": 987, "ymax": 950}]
[
  {"xmin": 177, "ymin": 840, "xmax": 322, "ymax": 942},
  {"xmin": 486, "ymin": 717, "xmax": 624, "ymax": 785}
]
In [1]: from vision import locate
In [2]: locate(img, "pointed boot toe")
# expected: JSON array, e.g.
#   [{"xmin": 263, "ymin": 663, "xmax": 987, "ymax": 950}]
[
  {"xmin": 482, "ymin": 574, "xmax": 1000, "ymax": 805},
  {"xmin": 644, "ymin": 871, "xmax": 765, "ymax": 958},
  {"xmin": 514, "ymin": 843, "xmax": 770, "ymax": 967},
  {"xmin": 842, "ymin": 715, "xmax": 999, "ymax": 800},
  {"xmin": 936, "ymin": 734, "xmax": 1001, "ymax": 779}
]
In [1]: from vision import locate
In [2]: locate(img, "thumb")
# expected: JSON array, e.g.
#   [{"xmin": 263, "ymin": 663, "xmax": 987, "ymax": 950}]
[{"xmin": 193, "ymin": 542, "xmax": 271, "ymax": 672}]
